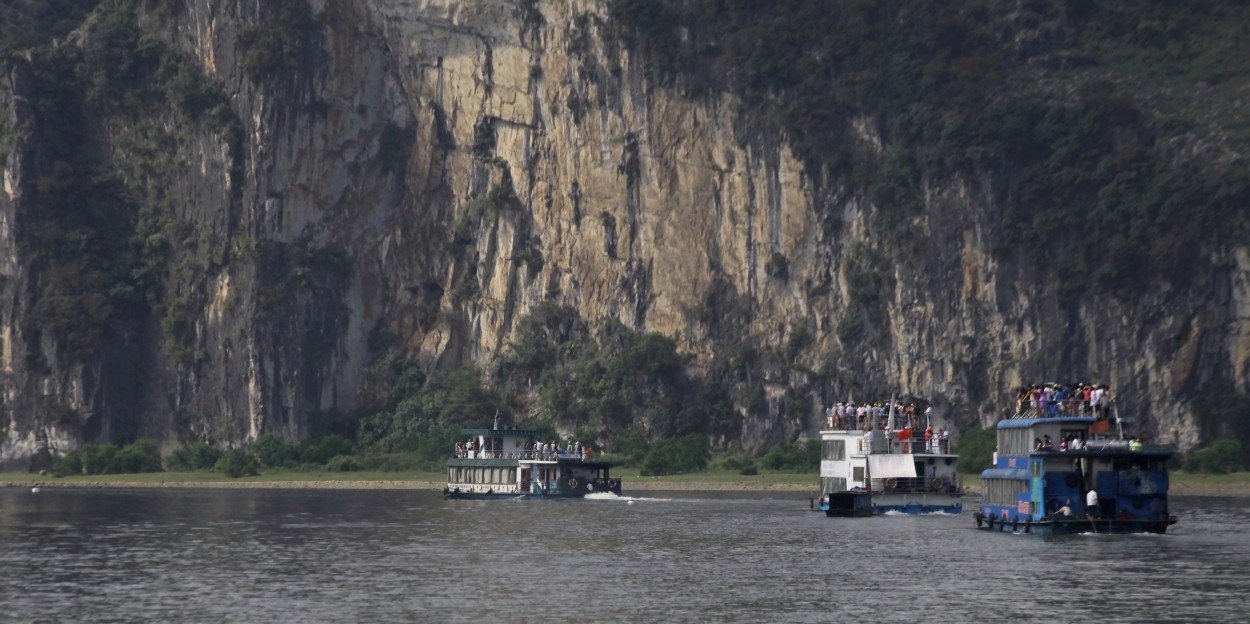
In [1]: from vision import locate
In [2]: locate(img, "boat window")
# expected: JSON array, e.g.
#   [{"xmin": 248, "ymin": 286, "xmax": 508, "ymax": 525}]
[
  {"xmin": 821, "ymin": 477, "xmax": 847, "ymax": 494},
  {"xmin": 823, "ymin": 440, "xmax": 846, "ymax": 461},
  {"xmin": 852, "ymin": 466, "xmax": 865, "ymax": 482},
  {"xmin": 984, "ymin": 477, "xmax": 1030, "ymax": 506}
]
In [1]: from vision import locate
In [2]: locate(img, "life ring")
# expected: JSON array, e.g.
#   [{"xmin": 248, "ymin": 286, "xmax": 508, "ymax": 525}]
[
  {"xmin": 607, "ymin": 479, "xmax": 618, "ymax": 489},
  {"xmin": 1064, "ymin": 474, "xmax": 1079, "ymax": 488},
  {"xmin": 885, "ymin": 478, "xmax": 898, "ymax": 489},
  {"xmin": 567, "ymin": 477, "xmax": 579, "ymax": 489},
  {"xmin": 930, "ymin": 477, "xmax": 946, "ymax": 491}
]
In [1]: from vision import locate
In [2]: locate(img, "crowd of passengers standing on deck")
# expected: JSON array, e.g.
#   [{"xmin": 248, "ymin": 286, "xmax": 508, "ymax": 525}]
[
  {"xmin": 1014, "ymin": 382, "xmax": 1113, "ymax": 418},
  {"xmin": 823, "ymin": 401, "xmax": 951, "ymax": 453}
]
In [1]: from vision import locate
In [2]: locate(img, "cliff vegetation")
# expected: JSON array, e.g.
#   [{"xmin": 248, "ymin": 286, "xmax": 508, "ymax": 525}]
[{"xmin": 2, "ymin": 0, "xmax": 1249, "ymax": 472}]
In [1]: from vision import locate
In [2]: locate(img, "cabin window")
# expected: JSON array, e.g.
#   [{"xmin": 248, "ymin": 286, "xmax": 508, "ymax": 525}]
[
  {"xmin": 1000, "ymin": 428, "xmax": 1033, "ymax": 455},
  {"xmin": 823, "ymin": 440, "xmax": 846, "ymax": 461},
  {"xmin": 821, "ymin": 477, "xmax": 846, "ymax": 494},
  {"xmin": 852, "ymin": 466, "xmax": 865, "ymax": 482},
  {"xmin": 984, "ymin": 478, "xmax": 1030, "ymax": 506}
]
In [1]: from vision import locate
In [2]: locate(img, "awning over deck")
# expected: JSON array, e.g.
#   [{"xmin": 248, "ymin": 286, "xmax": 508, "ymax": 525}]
[{"xmin": 868, "ymin": 454, "xmax": 916, "ymax": 479}]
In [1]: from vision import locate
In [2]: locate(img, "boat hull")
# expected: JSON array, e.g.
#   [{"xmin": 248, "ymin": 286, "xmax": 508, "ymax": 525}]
[
  {"xmin": 972, "ymin": 511, "xmax": 1178, "ymax": 535},
  {"xmin": 443, "ymin": 481, "xmax": 623, "ymax": 500},
  {"xmin": 821, "ymin": 491, "xmax": 962, "ymax": 516}
]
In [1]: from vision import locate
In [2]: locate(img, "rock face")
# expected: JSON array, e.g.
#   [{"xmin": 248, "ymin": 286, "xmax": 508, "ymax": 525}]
[{"xmin": 0, "ymin": 0, "xmax": 1243, "ymax": 469}]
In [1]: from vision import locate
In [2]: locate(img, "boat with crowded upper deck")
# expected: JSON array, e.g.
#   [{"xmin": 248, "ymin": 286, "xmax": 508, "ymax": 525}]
[
  {"xmin": 973, "ymin": 387, "xmax": 1177, "ymax": 535},
  {"xmin": 815, "ymin": 401, "xmax": 962, "ymax": 516},
  {"xmin": 443, "ymin": 425, "xmax": 621, "ymax": 500}
]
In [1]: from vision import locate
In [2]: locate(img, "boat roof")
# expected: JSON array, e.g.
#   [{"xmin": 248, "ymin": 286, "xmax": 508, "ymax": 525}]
[
  {"xmin": 997, "ymin": 416, "xmax": 1096, "ymax": 429},
  {"xmin": 460, "ymin": 427, "xmax": 541, "ymax": 437},
  {"xmin": 981, "ymin": 468, "xmax": 1031, "ymax": 480}
]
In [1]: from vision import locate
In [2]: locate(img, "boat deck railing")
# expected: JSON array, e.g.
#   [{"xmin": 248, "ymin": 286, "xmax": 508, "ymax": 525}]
[
  {"xmin": 456, "ymin": 450, "xmax": 589, "ymax": 461},
  {"xmin": 859, "ymin": 437, "xmax": 954, "ymax": 455}
]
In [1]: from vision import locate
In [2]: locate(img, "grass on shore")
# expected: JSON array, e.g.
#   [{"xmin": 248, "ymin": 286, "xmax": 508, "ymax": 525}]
[
  {"xmin": 1, "ymin": 467, "xmax": 821, "ymax": 490},
  {"xmin": 6, "ymin": 468, "xmax": 1247, "ymax": 495},
  {"xmin": 0, "ymin": 469, "xmax": 445, "ymax": 486}
]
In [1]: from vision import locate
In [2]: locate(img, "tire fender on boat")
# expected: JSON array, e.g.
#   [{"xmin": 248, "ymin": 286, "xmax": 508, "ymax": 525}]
[
  {"xmin": 885, "ymin": 478, "xmax": 898, "ymax": 489},
  {"xmin": 607, "ymin": 479, "xmax": 619, "ymax": 489},
  {"xmin": 568, "ymin": 477, "xmax": 579, "ymax": 489}
]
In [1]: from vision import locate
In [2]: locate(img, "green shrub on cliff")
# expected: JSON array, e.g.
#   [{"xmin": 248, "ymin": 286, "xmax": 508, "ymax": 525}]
[
  {"xmin": 109, "ymin": 439, "xmax": 162, "ymax": 473},
  {"xmin": 955, "ymin": 427, "xmax": 996, "ymax": 475},
  {"xmin": 51, "ymin": 452, "xmax": 84, "ymax": 477},
  {"xmin": 167, "ymin": 442, "xmax": 224, "ymax": 472},
  {"xmin": 215, "ymin": 448, "xmax": 260, "ymax": 478},
  {"xmin": 759, "ymin": 441, "xmax": 820, "ymax": 473},
  {"xmin": 1184, "ymin": 440, "xmax": 1243, "ymax": 475},
  {"xmin": 235, "ymin": 0, "xmax": 320, "ymax": 83},
  {"xmin": 640, "ymin": 434, "xmax": 709, "ymax": 476},
  {"xmin": 0, "ymin": 0, "xmax": 98, "ymax": 55}
]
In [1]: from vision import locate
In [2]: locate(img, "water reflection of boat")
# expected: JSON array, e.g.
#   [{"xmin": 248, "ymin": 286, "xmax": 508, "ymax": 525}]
[
  {"xmin": 443, "ymin": 425, "xmax": 621, "ymax": 500},
  {"xmin": 815, "ymin": 400, "xmax": 962, "ymax": 516},
  {"xmin": 973, "ymin": 387, "xmax": 1177, "ymax": 535}
]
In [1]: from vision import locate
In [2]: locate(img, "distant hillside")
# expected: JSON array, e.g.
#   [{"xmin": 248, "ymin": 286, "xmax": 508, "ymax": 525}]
[{"xmin": 1, "ymin": 0, "xmax": 1247, "ymax": 471}]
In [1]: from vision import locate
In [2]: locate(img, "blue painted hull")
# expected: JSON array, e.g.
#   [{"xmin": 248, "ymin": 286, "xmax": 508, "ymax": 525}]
[{"xmin": 973, "ymin": 511, "xmax": 1177, "ymax": 535}]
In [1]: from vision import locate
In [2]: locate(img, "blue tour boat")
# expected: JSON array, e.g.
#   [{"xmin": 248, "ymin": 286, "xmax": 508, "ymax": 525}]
[
  {"xmin": 973, "ymin": 387, "xmax": 1177, "ymax": 535},
  {"xmin": 443, "ymin": 425, "xmax": 621, "ymax": 499},
  {"xmin": 816, "ymin": 400, "xmax": 962, "ymax": 516}
]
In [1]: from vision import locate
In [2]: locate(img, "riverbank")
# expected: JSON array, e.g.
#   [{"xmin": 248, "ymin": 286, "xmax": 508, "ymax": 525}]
[{"xmin": 4, "ymin": 471, "xmax": 1249, "ymax": 496}]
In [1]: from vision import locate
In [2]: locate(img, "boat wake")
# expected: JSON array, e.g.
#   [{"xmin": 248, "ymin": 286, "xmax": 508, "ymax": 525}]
[{"xmin": 584, "ymin": 492, "xmax": 670, "ymax": 503}]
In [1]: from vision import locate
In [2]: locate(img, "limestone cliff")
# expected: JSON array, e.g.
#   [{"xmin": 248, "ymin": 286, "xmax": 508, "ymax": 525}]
[{"xmin": 0, "ymin": 0, "xmax": 1245, "ymax": 469}]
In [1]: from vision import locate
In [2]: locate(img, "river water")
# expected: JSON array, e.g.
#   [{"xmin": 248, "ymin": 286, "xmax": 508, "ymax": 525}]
[{"xmin": 1, "ymin": 487, "xmax": 1248, "ymax": 623}]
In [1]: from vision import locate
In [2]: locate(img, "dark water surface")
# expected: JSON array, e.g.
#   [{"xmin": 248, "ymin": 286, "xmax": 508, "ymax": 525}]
[{"xmin": 1, "ymin": 487, "xmax": 1248, "ymax": 623}]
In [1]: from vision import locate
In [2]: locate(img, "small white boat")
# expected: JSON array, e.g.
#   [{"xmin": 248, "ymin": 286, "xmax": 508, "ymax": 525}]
[{"xmin": 444, "ymin": 425, "xmax": 621, "ymax": 500}]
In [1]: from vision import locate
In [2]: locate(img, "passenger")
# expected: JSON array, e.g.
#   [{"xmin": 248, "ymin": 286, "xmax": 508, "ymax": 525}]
[
  {"xmin": 1033, "ymin": 437, "xmax": 1043, "ymax": 451},
  {"xmin": 938, "ymin": 429, "xmax": 949, "ymax": 453},
  {"xmin": 1041, "ymin": 434, "xmax": 1053, "ymax": 450},
  {"xmin": 1086, "ymin": 489, "xmax": 1099, "ymax": 518},
  {"xmin": 1053, "ymin": 500, "xmax": 1073, "ymax": 519}
]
